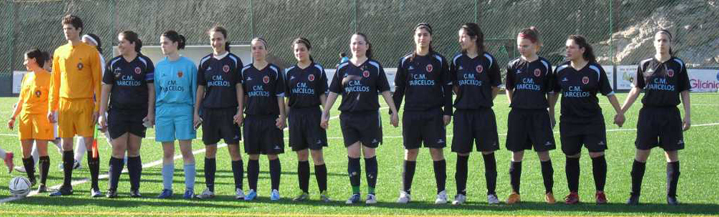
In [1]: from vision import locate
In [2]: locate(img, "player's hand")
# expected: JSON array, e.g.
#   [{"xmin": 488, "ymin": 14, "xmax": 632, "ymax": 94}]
[
  {"xmin": 233, "ymin": 112, "xmax": 244, "ymax": 126},
  {"xmin": 92, "ymin": 112, "xmax": 99, "ymax": 125},
  {"xmin": 7, "ymin": 118, "xmax": 15, "ymax": 130},
  {"xmin": 320, "ymin": 111, "xmax": 330, "ymax": 129},
  {"xmin": 682, "ymin": 116, "xmax": 691, "ymax": 131},
  {"xmin": 390, "ymin": 112, "xmax": 399, "ymax": 127},
  {"xmin": 98, "ymin": 114, "xmax": 108, "ymax": 131},
  {"xmin": 549, "ymin": 115, "xmax": 556, "ymax": 129},
  {"xmin": 443, "ymin": 115, "xmax": 451, "ymax": 126},
  {"xmin": 47, "ymin": 111, "xmax": 56, "ymax": 123},
  {"xmin": 143, "ymin": 112, "xmax": 155, "ymax": 128},
  {"xmin": 613, "ymin": 112, "xmax": 625, "ymax": 128},
  {"xmin": 276, "ymin": 116, "xmax": 286, "ymax": 130},
  {"xmin": 193, "ymin": 114, "xmax": 202, "ymax": 129}
]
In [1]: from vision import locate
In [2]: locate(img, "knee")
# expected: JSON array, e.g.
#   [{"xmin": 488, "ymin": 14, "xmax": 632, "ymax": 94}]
[
  {"xmin": 537, "ymin": 151, "xmax": 551, "ymax": 161},
  {"xmin": 296, "ymin": 150, "xmax": 309, "ymax": 161},
  {"xmin": 429, "ymin": 149, "xmax": 445, "ymax": 160},
  {"xmin": 405, "ymin": 149, "xmax": 419, "ymax": 161},
  {"xmin": 267, "ymin": 154, "xmax": 279, "ymax": 161},
  {"xmin": 249, "ymin": 154, "xmax": 260, "ymax": 160},
  {"xmin": 588, "ymin": 152, "xmax": 604, "ymax": 158}
]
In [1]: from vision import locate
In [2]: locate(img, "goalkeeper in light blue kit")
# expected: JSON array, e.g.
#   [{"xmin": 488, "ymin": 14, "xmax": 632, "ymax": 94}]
[{"xmin": 153, "ymin": 30, "xmax": 198, "ymax": 199}]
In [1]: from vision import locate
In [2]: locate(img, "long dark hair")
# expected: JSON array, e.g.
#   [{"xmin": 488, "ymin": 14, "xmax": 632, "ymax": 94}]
[
  {"xmin": 411, "ymin": 22, "xmax": 435, "ymax": 62},
  {"xmin": 460, "ymin": 23, "xmax": 485, "ymax": 55},
  {"xmin": 162, "ymin": 30, "xmax": 186, "ymax": 50},
  {"xmin": 568, "ymin": 35, "xmax": 596, "ymax": 63},
  {"xmin": 209, "ymin": 26, "xmax": 231, "ymax": 52},
  {"xmin": 25, "ymin": 48, "xmax": 46, "ymax": 68},
  {"xmin": 292, "ymin": 37, "xmax": 314, "ymax": 62},
  {"xmin": 352, "ymin": 32, "xmax": 372, "ymax": 59},
  {"xmin": 657, "ymin": 29, "xmax": 674, "ymax": 56},
  {"xmin": 119, "ymin": 30, "xmax": 143, "ymax": 52}
]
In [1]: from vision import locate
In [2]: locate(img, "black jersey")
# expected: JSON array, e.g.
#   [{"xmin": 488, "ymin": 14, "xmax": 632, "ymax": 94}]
[
  {"xmin": 450, "ymin": 52, "xmax": 501, "ymax": 109},
  {"xmin": 505, "ymin": 57, "xmax": 554, "ymax": 109},
  {"xmin": 197, "ymin": 52, "xmax": 243, "ymax": 109},
  {"xmin": 328, "ymin": 59, "xmax": 390, "ymax": 112},
  {"xmin": 284, "ymin": 63, "xmax": 328, "ymax": 108},
  {"xmin": 634, "ymin": 57, "xmax": 691, "ymax": 107},
  {"xmin": 103, "ymin": 54, "xmax": 154, "ymax": 110},
  {"xmin": 241, "ymin": 63, "xmax": 285, "ymax": 116},
  {"xmin": 393, "ymin": 52, "xmax": 453, "ymax": 115},
  {"xmin": 553, "ymin": 61, "xmax": 614, "ymax": 123}
]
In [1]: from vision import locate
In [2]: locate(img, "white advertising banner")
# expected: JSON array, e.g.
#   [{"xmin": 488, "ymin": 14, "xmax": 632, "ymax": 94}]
[
  {"xmin": 12, "ymin": 71, "xmax": 29, "ymax": 94},
  {"xmin": 616, "ymin": 65, "xmax": 638, "ymax": 90},
  {"xmin": 688, "ymin": 68, "xmax": 719, "ymax": 92}
]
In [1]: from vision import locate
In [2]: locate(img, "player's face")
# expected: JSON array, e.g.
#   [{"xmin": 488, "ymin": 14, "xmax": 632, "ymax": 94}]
[
  {"xmin": 23, "ymin": 54, "xmax": 37, "ymax": 71},
  {"xmin": 565, "ymin": 39, "xmax": 585, "ymax": 61},
  {"xmin": 117, "ymin": 34, "xmax": 134, "ymax": 56},
  {"xmin": 350, "ymin": 34, "xmax": 368, "ymax": 58},
  {"xmin": 458, "ymin": 29, "xmax": 475, "ymax": 51},
  {"xmin": 210, "ymin": 31, "xmax": 226, "ymax": 53},
  {"xmin": 62, "ymin": 24, "xmax": 80, "ymax": 41},
  {"xmin": 517, "ymin": 37, "xmax": 537, "ymax": 57},
  {"xmin": 293, "ymin": 43, "xmax": 310, "ymax": 63},
  {"xmin": 251, "ymin": 39, "xmax": 267, "ymax": 61},
  {"xmin": 654, "ymin": 32, "xmax": 671, "ymax": 55},
  {"xmin": 414, "ymin": 28, "xmax": 431, "ymax": 50},
  {"xmin": 160, "ymin": 36, "xmax": 177, "ymax": 55}
]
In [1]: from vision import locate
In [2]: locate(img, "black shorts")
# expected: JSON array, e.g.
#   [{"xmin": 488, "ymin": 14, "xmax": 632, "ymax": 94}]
[
  {"xmin": 402, "ymin": 108, "xmax": 447, "ymax": 149},
  {"xmin": 635, "ymin": 107, "xmax": 685, "ymax": 151},
  {"xmin": 559, "ymin": 119, "xmax": 607, "ymax": 155},
  {"xmin": 288, "ymin": 107, "xmax": 327, "ymax": 151},
  {"xmin": 201, "ymin": 107, "xmax": 241, "ymax": 145},
  {"xmin": 451, "ymin": 108, "xmax": 499, "ymax": 153},
  {"xmin": 505, "ymin": 108, "xmax": 556, "ymax": 152},
  {"xmin": 339, "ymin": 111, "xmax": 382, "ymax": 148},
  {"xmin": 107, "ymin": 108, "xmax": 147, "ymax": 139},
  {"xmin": 243, "ymin": 115, "xmax": 284, "ymax": 155}
]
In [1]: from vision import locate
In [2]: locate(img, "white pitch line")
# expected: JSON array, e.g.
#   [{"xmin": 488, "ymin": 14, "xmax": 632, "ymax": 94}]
[{"xmin": 0, "ymin": 108, "xmax": 371, "ymax": 204}]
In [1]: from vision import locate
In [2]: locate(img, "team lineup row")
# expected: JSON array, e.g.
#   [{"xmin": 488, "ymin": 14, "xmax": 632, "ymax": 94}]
[{"xmin": 4, "ymin": 14, "xmax": 690, "ymax": 206}]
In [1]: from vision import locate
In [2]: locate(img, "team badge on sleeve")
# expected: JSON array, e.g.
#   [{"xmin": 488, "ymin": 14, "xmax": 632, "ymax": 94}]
[
  {"xmin": 534, "ymin": 68, "xmax": 541, "ymax": 77},
  {"xmin": 582, "ymin": 76, "xmax": 589, "ymax": 85},
  {"xmin": 476, "ymin": 65, "xmax": 484, "ymax": 74},
  {"xmin": 426, "ymin": 64, "xmax": 433, "ymax": 73}
]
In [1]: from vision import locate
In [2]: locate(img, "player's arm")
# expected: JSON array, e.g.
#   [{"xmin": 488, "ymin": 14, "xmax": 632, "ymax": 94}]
[
  {"xmin": 146, "ymin": 83, "xmax": 156, "ymax": 126},
  {"xmin": 98, "ymin": 83, "xmax": 112, "ymax": 130},
  {"xmin": 48, "ymin": 52, "xmax": 61, "ymax": 122},
  {"xmin": 194, "ymin": 85, "xmax": 205, "ymax": 128},
  {"xmin": 91, "ymin": 51, "xmax": 103, "ymax": 113},
  {"xmin": 8, "ymin": 84, "xmax": 25, "ymax": 130},
  {"xmin": 680, "ymin": 90, "xmax": 691, "ymax": 131}
]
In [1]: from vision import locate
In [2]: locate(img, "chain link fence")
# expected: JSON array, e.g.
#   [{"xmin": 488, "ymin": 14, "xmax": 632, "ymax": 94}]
[{"xmin": 2, "ymin": 0, "xmax": 718, "ymax": 95}]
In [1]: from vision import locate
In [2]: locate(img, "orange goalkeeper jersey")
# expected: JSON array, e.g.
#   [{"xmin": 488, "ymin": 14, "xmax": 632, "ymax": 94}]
[{"xmin": 49, "ymin": 42, "xmax": 102, "ymax": 112}]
